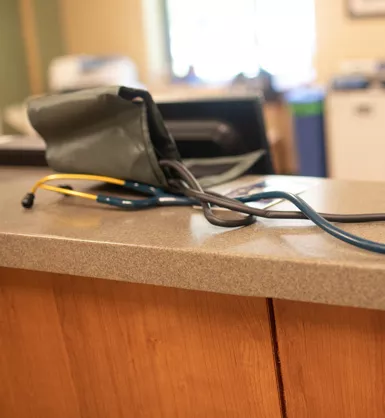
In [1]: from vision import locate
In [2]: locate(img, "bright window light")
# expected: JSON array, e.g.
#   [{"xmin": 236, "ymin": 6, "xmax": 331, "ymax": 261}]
[{"xmin": 165, "ymin": 0, "xmax": 316, "ymax": 85}]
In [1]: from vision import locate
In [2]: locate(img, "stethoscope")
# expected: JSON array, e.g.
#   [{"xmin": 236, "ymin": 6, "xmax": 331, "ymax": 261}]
[
  {"xmin": 21, "ymin": 170, "xmax": 385, "ymax": 255},
  {"xmin": 21, "ymin": 173, "xmax": 262, "ymax": 210}
]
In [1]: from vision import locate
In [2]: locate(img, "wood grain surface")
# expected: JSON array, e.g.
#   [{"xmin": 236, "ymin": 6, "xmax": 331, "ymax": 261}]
[
  {"xmin": 273, "ymin": 299, "xmax": 385, "ymax": 418},
  {"xmin": 0, "ymin": 267, "xmax": 282, "ymax": 418}
]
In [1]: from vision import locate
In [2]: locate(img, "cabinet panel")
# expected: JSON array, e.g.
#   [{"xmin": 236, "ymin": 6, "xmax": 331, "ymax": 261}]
[
  {"xmin": 0, "ymin": 267, "xmax": 282, "ymax": 418},
  {"xmin": 274, "ymin": 299, "xmax": 385, "ymax": 418}
]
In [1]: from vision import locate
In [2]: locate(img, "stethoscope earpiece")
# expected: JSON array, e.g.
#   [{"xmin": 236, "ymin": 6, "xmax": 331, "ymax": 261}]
[{"xmin": 21, "ymin": 193, "xmax": 35, "ymax": 209}]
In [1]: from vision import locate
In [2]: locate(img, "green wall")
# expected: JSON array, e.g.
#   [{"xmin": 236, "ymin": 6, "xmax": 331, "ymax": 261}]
[
  {"xmin": 0, "ymin": 0, "xmax": 64, "ymax": 132},
  {"xmin": 0, "ymin": 0, "xmax": 30, "ymax": 113},
  {"xmin": 34, "ymin": 0, "xmax": 64, "ymax": 91}
]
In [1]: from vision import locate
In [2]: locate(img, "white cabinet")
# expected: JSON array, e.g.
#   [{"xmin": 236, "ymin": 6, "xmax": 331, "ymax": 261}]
[{"xmin": 326, "ymin": 90, "xmax": 385, "ymax": 181}]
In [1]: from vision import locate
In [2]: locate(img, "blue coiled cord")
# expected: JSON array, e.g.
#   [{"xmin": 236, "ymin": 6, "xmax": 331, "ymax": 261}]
[
  {"xmin": 161, "ymin": 160, "xmax": 385, "ymax": 255},
  {"xmin": 243, "ymin": 191, "xmax": 385, "ymax": 254}
]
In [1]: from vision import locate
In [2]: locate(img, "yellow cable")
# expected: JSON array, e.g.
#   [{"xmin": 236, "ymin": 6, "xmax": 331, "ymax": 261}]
[
  {"xmin": 39, "ymin": 184, "xmax": 97, "ymax": 201},
  {"xmin": 31, "ymin": 173, "xmax": 125, "ymax": 194}
]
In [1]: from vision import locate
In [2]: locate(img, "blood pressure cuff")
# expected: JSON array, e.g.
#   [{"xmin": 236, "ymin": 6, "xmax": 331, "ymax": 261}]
[
  {"xmin": 27, "ymin": 86, "xmax": 265, "ymax": 188},
  {"xmin": 27, "ymin": 86, "xmax": 178, "ymax": 187}
]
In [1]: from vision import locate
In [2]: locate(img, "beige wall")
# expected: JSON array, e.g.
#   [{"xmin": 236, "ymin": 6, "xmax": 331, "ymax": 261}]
[
  {"xmin": 315, "ymin": 0, "xmax": 385, "ymax": 82},
  {"xmin": 58, "ymin": 0, "xmax": 158, "ymax": 84},
  {"xmin": 58, "ymin": 0, "xmax": 385, "ymax": 86}
]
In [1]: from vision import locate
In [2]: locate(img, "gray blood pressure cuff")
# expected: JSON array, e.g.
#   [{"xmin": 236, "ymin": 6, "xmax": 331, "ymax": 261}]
[
  {"xmin": 28, "ymin": 86, "xmax": 265, "ymax": 188},
  {"xmin": 28, "ymin": 86, "xmax": 178, "ymax": 187}
]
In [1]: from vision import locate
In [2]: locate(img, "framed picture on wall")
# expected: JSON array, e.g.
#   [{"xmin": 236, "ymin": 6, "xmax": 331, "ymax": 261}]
[{"xmin": 348, "ymin": 0, "xmax": 385, "ymax": 17}]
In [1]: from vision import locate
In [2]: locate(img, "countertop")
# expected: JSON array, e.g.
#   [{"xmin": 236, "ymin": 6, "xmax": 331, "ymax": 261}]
[{"xmin": 2, "ymin": 167, "xmax": 385, "ymax": 310}]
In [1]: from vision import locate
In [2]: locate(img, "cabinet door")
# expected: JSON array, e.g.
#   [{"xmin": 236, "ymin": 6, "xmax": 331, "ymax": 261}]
[
  {"xmin": 274, "ymin": 299, "xmax": 385, "ymax": 418},
  {"xmin": 0, "ymin": 267, "xmax": 283, "ymax": 418},
  {"xmin": 326, "ymin": 92, "xmax": 385, "ymax": 181}
]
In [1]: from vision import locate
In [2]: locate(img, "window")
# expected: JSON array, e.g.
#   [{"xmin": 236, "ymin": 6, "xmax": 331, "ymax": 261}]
[{"xmin": 165, "ymin": 0, "xmax": 316, "ymax": 88}]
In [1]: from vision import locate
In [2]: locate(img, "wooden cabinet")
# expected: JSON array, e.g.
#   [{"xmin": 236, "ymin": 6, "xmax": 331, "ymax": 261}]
[
  {"xmin": 263, "ymin": 102, "xmax": 297, "ymax": 174},
  {"xmin": 273, "ymin": 299, "xmax": 385, "ymax": 418},
  {"xmin": 0, "ymin": 267, "xmax": 282, "ymax": 418},
  {"xmin": 3, "ymin": 266, "xmax": 385, "ymax": 417}
]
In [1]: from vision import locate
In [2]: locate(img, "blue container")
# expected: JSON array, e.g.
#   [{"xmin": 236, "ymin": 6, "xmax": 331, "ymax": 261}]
[{"xmin": 287, "ymin": 89, "xmax": 326, "ymax": 177}]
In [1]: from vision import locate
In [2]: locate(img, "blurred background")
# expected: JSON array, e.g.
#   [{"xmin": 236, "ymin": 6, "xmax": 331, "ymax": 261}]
[{"xmin": 2, "ymin": 0, "xmax": 385, "ymax": 180}]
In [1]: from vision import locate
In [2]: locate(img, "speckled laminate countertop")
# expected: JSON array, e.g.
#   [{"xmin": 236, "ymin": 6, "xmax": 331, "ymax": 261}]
[{"xmin": 2, "ymin": 167, "xmax": 385, "ymax": 310}]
